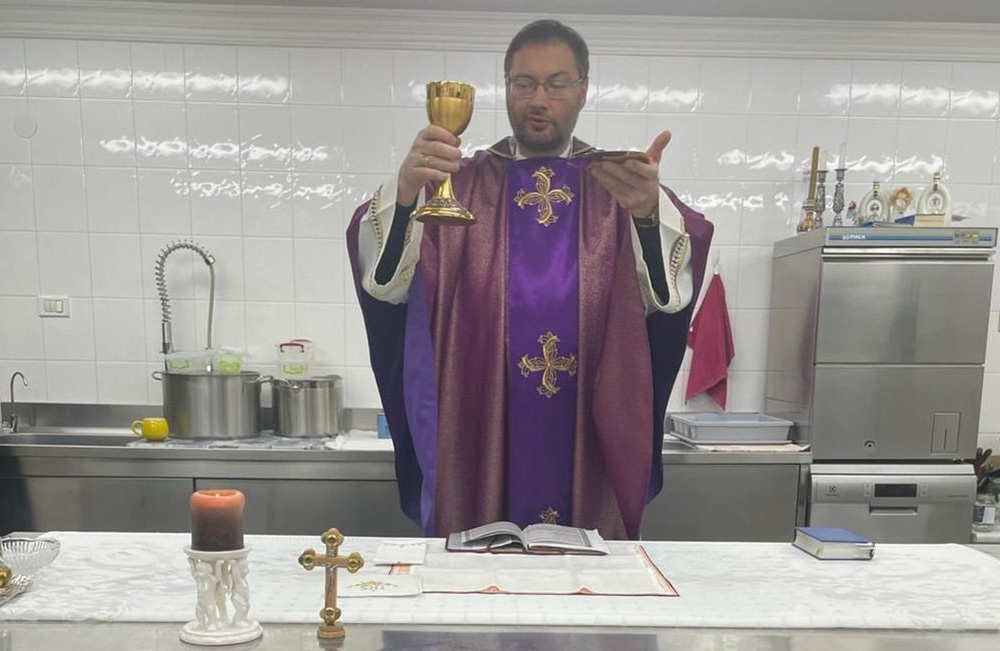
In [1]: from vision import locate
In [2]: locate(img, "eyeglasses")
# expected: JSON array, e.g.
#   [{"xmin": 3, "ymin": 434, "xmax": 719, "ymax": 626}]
[{"xmin": 506, "ymin": 75, "xmax": 587, "ymax": 99}]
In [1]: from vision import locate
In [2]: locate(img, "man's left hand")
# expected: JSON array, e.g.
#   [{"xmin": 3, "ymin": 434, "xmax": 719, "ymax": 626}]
[{"xmin": 589, "ymin": 130, "xmax": 672, "ymax": 220}]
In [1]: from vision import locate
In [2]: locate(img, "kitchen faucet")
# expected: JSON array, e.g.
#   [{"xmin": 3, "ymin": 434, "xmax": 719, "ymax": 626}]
[
  {"xmin": 2, "ymin": 372, "xmax": 28, "ymax": 433},
  {"xmin": 154, "ymin": 239, "xmax": 216, "ymax": 359}
]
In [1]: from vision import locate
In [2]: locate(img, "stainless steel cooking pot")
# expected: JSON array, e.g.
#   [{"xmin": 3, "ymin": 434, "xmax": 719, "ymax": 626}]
[
  {"xmin": 271, "ymin": 375, "xmax": 343, "ymax": 438},
  {"xmin": 153, "ymin": 371, "xmax": 268, "ymax": 440}
]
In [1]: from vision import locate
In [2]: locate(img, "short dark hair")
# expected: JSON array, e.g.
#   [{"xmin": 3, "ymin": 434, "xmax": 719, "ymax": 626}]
[{"xmin": 504, "ymin": 20, "xmax": 589, "ymax": 80}]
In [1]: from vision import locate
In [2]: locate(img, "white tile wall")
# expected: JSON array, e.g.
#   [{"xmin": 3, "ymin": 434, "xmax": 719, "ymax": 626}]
[{"xmin": 0, "ymin": 37, "xmax": 999, "ymax": 429}]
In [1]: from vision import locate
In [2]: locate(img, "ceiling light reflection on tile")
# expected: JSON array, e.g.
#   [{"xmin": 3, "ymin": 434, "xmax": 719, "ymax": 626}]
[
  {"xmin": 135, "ymin": 136, "xmax": 188, "ymax": 163},
  {"xmin": 685, "ymin": 190, "xmax": 742, "ymax": 214},
  {"xmin": 238, "ymin": 76, "xmax": 290, "ymax": 102},
  {"xmin": 598, "ymin": 84, "xmax": 648, "ymax": 109},
  {"xmin": 0, "ymin": 70, "xmax": 26, "ymax": 93},
  {"xmin": 294, "ymin": 179, "xmax": 346, "ymax": 211},
  {"xmin": 189, "ymin": 175, "xmax": 241, "ymax": 200},
  {"xmin": 743, "ymin": 191, "xmax": 791, "ymax": 213},
  {"xmin": 27, "ymin": 68, "xmax": 80, "ymax": 93},
  {"xmin": 823, "ymin": 84, "xmax": 852, "ymax": 110},
  {"xmin": 895, "ymin": 154, "xmax": 944, "ymax": 177},
  {"xmin": 81, "ymin": 69, "xmax": 131, "ymax": 95},
  {"xmin": 99, "ymin": 137, "xmax": 136, "ymax": 156},
  {"xmin": 134, "ymin": 71, "xmax": 184, "ymax": 96},
  {"xmin": 648, "ymin": 88, "xmax": 700, "ymax": 111},
  {"xmin": 716, "ymin": 149, "xmax": 748, "ymax": 167},
  {"xmin": 190, "ymin": 141, "xmax": 240, "ymax": 166},
  {"xmin": 901, "ymin": 86, "xmax": 949, "ymax": 113},
  {"xmin": 186, "ymin": 73, "xmax": 237, "ymax": 97},
  {"xmin": 291, "ymin": 145, "xmax": 331, "ymax": 165},
  {"xmin": 242, "ymin": 177, "xmax": 292, "ymax": 208},
  {"xmin": 242, "ymin": 140, "xmax": 291, "ymax": 168},
  {"xmin": 952, "ymin": 90, "xmax": 1000, "ymax": 115},
  {"xmin": 849, "ymin": 155, "xmax": 895, "ymax": 175},
  {"xmin": 851, "ymin": 82, "xmax": 901, "ymax": 108},
  {"xmin": 747, "ymin": 151, "xmax": 795, "ymax": 173}
]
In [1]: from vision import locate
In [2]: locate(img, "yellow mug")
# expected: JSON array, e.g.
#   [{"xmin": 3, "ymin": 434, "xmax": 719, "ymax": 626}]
[{"xmin": 131, "ymin": 417, "xmax": 169, "ymax": 441}]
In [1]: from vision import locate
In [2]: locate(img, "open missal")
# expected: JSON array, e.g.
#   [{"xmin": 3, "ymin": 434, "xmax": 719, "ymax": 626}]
[
  {"xmin": 446, "ymin": 521, "xmax": 610, "ymax": 555},
  {"xmin": 793, "ymin": 526, "xmax": 875, "ymax": 560}
]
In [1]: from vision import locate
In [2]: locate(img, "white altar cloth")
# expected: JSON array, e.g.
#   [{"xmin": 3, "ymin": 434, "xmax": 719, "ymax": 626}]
[{"xmin": 2, "ymin": 532, "xmax": 999, "ymax": 630}]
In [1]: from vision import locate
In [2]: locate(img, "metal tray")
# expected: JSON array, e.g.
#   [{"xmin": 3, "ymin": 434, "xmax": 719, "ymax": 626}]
[{"xmin": 668, "ymin": 431, "xmax": 792, "ymax": 447}]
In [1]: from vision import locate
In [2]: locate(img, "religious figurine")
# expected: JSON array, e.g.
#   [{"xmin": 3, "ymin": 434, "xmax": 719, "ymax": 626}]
[
  {"xmin": 915, "ymin": 171, "xmax": 952, "ymax": 226},
  {"xmin": 858, "ymin": 181, "xmax": 889, "ymax": 224},
  {"xmin": 888, "ymin": 187, "xmax": 913, "ymax": 222},
  {"xmin": 846, "ymin": 200, "xmax": 859, "ymax": 226}
]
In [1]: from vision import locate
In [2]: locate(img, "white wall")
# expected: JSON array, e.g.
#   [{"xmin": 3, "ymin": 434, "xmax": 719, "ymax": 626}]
[{"xmin": 1, "ymin": 15, "xmax": 999, "ymax": 442}]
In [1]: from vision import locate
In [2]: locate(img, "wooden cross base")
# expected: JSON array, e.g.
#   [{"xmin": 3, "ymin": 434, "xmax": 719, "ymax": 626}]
[
  {"xmin": 299, "ymin": 528, "xmax": 364, "ymax": 640},
  {"xmin": 318, "ymin": 623, "xmax": 345, "ymax": 640}
]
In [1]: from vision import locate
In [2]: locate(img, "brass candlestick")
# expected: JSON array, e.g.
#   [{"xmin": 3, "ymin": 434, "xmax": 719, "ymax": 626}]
[
  {"xmin": 299, "ymin": 528, "xmax": 364, "ymax": 640},
  {"xmin": 412, "ymin": 80, "xmax": 476, "ymax": 226}
]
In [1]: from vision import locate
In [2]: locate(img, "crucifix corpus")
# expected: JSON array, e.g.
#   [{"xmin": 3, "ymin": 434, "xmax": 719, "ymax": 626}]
[{"xmin": 298, "ymin": 528, "xmax": 365, "ymax": 639}]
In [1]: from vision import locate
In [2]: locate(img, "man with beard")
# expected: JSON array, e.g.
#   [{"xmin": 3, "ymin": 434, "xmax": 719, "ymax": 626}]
[{"xmin": 347, "ymin": 19, "xmax": 713, "ymax": 540}]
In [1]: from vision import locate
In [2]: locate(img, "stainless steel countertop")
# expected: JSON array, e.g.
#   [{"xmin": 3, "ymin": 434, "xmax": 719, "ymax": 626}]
[
  {"xmin": 1, "ymin": 622, "xmax": 999, "ymax": 651},
  {"xmin": 0, "ymin": 430, "xmax": 812, "ymax": 465}
]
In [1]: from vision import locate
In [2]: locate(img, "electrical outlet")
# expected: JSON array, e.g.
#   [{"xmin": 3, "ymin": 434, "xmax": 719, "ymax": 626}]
[{"xmin": 37, "ymin": 295, "xmax": 70, "ymax": 318}]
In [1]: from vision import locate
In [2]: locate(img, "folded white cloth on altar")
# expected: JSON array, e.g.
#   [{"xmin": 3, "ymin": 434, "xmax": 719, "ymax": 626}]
[
  {"xmin": 374, "ymin": 541, "xmax": 427, "ymax": 565},
  {"xmin": 324, "ymin": 431, "xmax": 393, "ymax": 451}
]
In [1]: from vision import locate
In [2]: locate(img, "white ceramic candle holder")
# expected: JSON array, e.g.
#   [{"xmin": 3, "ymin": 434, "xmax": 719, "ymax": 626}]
[{"xmin": 181, "ymin": 546, "xmax": 263, "ymax": 646}]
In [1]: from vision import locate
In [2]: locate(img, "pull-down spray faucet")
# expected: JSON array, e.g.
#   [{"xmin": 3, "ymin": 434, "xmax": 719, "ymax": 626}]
[{"xmin": 154, "ymin": 240, "xmax": 216, "ymax": 358}]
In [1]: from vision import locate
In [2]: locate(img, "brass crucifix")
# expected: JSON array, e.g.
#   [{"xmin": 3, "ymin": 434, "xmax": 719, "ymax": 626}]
[
  {"xmin": 518, "ymin": 331, "xmax": 578, "ymax": 398},
  {"xmin": 298, "ymin": 528, "xmax": 365, "ymax": 639},
  {"xmin": 514, "ymin": 166, "xmax": 574, "ymax": 227}
]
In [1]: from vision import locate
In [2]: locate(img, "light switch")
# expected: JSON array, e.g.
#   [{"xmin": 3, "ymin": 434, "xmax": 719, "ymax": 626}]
[
  {"xmin": 931, "ymin": 412, "xmax": 960, "ymax": 454},
  {"xmin": 37, "ymin": 295, "xmax": 70, "ymax": 318}
]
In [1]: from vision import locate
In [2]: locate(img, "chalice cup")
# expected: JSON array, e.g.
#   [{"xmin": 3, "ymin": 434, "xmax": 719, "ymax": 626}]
[{"xmin": 412, "ymin": 81, "xmax": 476, "ymax": 226}]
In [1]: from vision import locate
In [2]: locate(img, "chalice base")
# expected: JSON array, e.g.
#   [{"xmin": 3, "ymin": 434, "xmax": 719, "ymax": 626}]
[
  {"xmin": 413, "ymin": 197, "xmax": 475, "ymax": 226},
  {"xmin": 318, "ymin": 623, "xmax": 346, "ymax": 639}
]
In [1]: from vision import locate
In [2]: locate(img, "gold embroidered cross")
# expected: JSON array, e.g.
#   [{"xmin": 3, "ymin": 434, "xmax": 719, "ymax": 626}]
[
  {"xmin": 539, "ymin": 507, "xmax": 560, "ymax": 524},
  {"xmin": 513, "ymin": 166, "xmax": 574, "ymax": 227},
  {"xmin": 298, "ymin": 528, "xmax": 364, "ymax": 640},
  {"xmin": 518, "ymin": 331, "xmax": 577, "ymax": 398}
]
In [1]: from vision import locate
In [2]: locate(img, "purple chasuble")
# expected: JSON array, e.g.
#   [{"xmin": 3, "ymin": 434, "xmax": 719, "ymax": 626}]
[
  {"xmin": 347, "ymin": 137, "xmax": 714, "ymax": 539},
  {"xmin": 506, "ymin": 158, "xmax": 580, "ymax": 527}
]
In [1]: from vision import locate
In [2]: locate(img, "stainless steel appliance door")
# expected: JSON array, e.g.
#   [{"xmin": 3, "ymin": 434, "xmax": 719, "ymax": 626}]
[
  {"xmin": 811, "ymin": 365, "xmax": 982, "ymax": 460},
  {"xmin": 815, "ymin": 256, "xmax": 991, "ymax": 365},
  {"xmin": 808, "ymin": 464, "xmax": 975, "ymax": 543}
]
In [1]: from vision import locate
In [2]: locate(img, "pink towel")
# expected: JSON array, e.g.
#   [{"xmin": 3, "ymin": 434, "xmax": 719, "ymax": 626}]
[{"xmin": 685, "ymin": 274, "xmax": 735, "ymax": 409}]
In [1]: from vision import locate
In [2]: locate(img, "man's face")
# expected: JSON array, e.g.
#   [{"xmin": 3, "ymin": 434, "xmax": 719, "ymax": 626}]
[{"xmin": 505, "ymin": 41, "xmax": 588, "ymax": 157}]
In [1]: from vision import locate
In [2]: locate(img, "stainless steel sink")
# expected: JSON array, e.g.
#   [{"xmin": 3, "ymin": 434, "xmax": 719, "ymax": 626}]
[{"xmin": 0, "ymin": 431, "xmax": 133, "ymax": 447}]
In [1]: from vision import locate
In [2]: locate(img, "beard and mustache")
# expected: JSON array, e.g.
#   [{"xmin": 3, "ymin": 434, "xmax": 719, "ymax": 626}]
[{"xmin": 510, "ymin": 108, "xmax": 576, "ymax": 157}]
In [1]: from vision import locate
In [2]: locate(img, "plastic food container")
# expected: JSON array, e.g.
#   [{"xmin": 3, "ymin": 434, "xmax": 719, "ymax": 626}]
[
  {"xmin": 164, "ymin": 350, "xmax": 212, "ymax": 374},
  {"xmin": 669, "ymin": 412, "xmax": 793, "ymax": 443},
  {"xmin": 277, "ymin": 339, "xmax": 314, "ymax": 377}
]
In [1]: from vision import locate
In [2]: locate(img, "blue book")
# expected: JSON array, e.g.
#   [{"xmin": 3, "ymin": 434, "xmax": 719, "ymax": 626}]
[{"xmin": 793, "ymin": 527, "xmax": 874, "ymax": 560}]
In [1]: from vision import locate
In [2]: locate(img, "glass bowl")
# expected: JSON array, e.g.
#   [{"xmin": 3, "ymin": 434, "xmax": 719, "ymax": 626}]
[{"xmin": 1, "ymin": 537, "xmax": 60, "ymax": 578}]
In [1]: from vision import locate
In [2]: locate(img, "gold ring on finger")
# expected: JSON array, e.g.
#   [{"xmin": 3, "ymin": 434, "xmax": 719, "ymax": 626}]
[{"xmin": 419, "ymin": 155, "xmax": 430, "ymax": 167}]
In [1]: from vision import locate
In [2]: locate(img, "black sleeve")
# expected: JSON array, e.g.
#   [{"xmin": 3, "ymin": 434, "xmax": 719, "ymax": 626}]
[
  {"xmin": 634, "ymin": 218, "xmax": 670, "ymax": 306},
  {"xmin": 374, "ymin": 202, "xmax": 415, "ymax": 285}
]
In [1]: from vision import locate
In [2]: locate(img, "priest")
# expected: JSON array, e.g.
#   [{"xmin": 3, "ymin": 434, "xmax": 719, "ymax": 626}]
[{"xmin": 347, "ymin": 19, "xmax": 713, "ymax": 539}]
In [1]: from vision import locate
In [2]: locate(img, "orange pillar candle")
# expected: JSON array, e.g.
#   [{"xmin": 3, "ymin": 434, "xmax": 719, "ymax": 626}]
[{"xmin": 190, "ymin": 489, "xmax": 245, "ymax": 552}]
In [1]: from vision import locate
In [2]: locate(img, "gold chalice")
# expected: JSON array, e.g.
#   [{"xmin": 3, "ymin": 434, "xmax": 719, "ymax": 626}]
[{"xmin": 412, "ymin": 80, "xmax": 476, "ymax": 226}]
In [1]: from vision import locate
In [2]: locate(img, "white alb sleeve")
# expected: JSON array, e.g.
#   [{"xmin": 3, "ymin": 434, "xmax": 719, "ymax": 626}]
[
  {"xmin": 628, "ymin": 186, "xmax": 694, "ymax": 316},
  {"xmin": 357, "ymin": 175, "xmax": 425, "ymax": 305}
]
